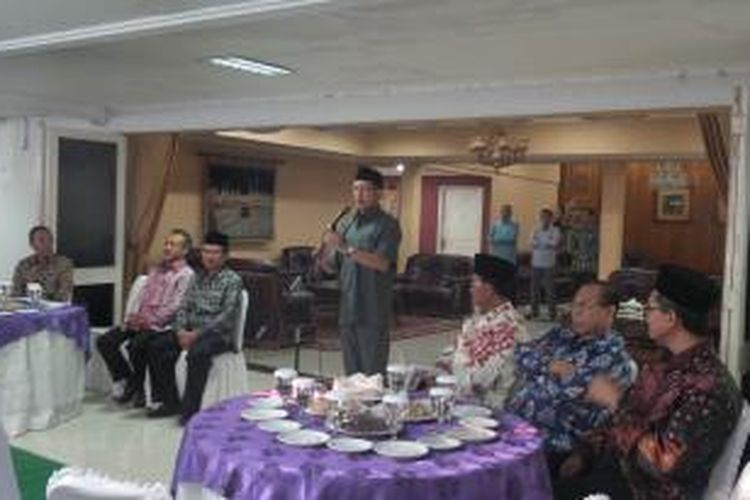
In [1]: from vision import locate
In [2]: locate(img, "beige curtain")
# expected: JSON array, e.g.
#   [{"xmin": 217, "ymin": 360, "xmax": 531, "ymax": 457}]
[
  {"xmin": 697, "ymin": 112, "xmax": 729, "ymax": 201},
  {"xmin": 124, "ymin": 134, "xmax": 180, "ymax": 289}
]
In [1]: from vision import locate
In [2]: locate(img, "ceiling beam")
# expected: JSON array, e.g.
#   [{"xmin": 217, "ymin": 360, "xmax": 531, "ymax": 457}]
[
  {"xmin": 109, "ymin": 70, "xmax": 747, "ymax": 133},
  {"xmin": 0, "ymin": 0, "xmax": 339, "ymax": 56}
]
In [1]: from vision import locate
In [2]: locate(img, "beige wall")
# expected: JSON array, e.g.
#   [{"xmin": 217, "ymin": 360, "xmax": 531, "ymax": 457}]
[
  {"xmin": 397, "ymin": 163, "xmax": 560, "ymax": 267},
  {"xmin": 220, "ymin": 117, "xmax": 705, "ymax": 159},
  {"xmin": 142, "ymin": 137, "xmax": 358, "ymax": 263}
]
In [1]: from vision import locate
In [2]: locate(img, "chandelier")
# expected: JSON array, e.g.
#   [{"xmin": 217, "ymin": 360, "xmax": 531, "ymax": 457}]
[{"xmin": 469, "ymin": 130, "xmax": 529, "ymax": 170}]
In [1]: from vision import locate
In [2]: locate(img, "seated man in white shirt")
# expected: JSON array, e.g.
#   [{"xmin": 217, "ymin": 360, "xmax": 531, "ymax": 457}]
[{"xmin": 438, "ymin": 254, "xmax": 527, "ymax": 409}]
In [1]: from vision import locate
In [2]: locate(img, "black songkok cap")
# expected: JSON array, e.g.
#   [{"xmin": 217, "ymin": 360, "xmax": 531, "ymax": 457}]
[
  {"xmin": 655, "ymin": 264, "xmax": 718, "ymax": 314},
  {"xmin": 474, "ymin": 253, "xmax": 517, "ymax": 297},
  {"xmin": 355, "ymin": 166, "xmax": 384, "ymax": 189},
  {"xmin": 204, "ymin": 231, "xmax": 229, "ymax": 251}
]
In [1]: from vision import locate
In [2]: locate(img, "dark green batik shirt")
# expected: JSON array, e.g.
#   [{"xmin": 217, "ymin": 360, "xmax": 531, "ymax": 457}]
[{"xmin": 335, "ymin": 207, "xmax": 402, "ymax": 330}]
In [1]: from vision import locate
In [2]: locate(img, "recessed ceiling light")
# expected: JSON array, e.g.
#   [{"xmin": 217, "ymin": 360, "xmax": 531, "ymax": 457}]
[
  {"xmin": 396, "ymin": 162, "xmax": 405, "ymax": 173},
  {"xmin": 209, "ymin": 56, "xmax": 292, "ymax": 76}
]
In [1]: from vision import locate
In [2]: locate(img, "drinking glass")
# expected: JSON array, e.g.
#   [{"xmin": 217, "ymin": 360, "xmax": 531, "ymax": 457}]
[
  {"xmin": 382, "ymin": 392, "xmax": 408, "ymax": 439},
  {"xmin": 26, "ymin": 283, "xmax": 43, "ymax": 308},
  {"xmin": 291, "ymin": 376, "xmax": 315, "ymax": 409},
  {"xmin": 386, "ymin": 364, "xmax": 408, "ymax": 393},
  {"xmin": 273, "ymin": 368, "xmax": 298, "ymax": 402},
  {"xmin": 435, "ymin": 374, "xmax": 458, "ymax": 392},
  {"xmin": 0, "ymin": 281, "xmax": 11, "ymax": 308},
  {"xmin": 429, "ymin": 387, "xmax": 455, "ymax": 424}
]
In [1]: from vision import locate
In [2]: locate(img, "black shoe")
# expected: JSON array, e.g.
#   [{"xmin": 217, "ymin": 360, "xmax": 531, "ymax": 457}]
[
  {"xmin": 113, "ymin": 383, "xmax": 137, "ymax": 404},
  {"xmin": 132, "ymin": 391, "xmax": 146, "ymax": 408},
  {"xmin": 147, "ymin": 405, "xmax": 179, "ymax": 418}
]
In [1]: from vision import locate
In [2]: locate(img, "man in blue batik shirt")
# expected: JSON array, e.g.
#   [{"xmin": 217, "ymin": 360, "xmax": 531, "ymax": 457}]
[{"xmin": 506, "ymin": 281, "xmax": 635, "ymax": 473}]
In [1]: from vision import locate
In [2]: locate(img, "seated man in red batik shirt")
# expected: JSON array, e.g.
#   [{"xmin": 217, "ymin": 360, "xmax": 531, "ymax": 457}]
[
  {"xmin": 555, "ymin": 264, "xmax": 741, "ymax": 500},
  {"xmin": 97, "ymin": 229, "xmax": 194, "ymax": 406}
]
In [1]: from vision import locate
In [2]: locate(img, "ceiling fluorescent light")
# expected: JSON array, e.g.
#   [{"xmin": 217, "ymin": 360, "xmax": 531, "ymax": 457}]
[{"xmin": 210, "ymin": 56, "xmax": 292, "ymax": 76}]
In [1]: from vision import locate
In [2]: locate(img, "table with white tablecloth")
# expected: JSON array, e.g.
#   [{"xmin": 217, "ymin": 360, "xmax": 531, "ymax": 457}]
[{"xmin": 0, "ymin": 305, "xmax": 90, "ymax": 436}]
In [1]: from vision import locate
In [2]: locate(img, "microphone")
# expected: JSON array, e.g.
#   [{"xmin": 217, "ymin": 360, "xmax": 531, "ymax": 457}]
[{"xmin": 329, "ymin": 206, "xmax": 351, "ymax": 231}]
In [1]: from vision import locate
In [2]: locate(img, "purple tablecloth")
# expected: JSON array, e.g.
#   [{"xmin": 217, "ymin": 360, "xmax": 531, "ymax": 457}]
[
  {"xmin": 0, "ymin": 305, "xmax": 90, "ymax": 353},
  {"xmin": 173, "ymin": 395, "xmax": 553, "ymax": 500}
]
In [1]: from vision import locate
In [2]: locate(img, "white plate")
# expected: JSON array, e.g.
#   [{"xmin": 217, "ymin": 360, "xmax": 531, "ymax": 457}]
[
  {"xmin": 257, "ymin": 419, "xmax": 302, "ymax": 433},
  {"xmin": 250, "ymin": 396, "xmax": 285, "ymax": 409},
  {"xmin": 417, "ymin": 434, "xmax": 463, "ymax": 451},
  {"xmin": 445, "ymin": 425, "xmax": 498, "ymax": 443},
  {"xmin": 374, "ymin": 440, "xmax": 429, "ymax": 460},
  {"xmin": 326, "ymin": 437, "xmax": 373, "ymax": 454},
  {"xmin": 241, "ymin": 408, "xmax": 288, "ymax": 421},
  {"xmin": 459, "ymin": 416, "xmax": 499, "ymax": 429},
  {"xmin": 452, "ymin": 404, "xmax": 492, "ymax": 418},
  {"xmin": 277, "ymin": 430, "xmax": 330, "ymax": 447}
]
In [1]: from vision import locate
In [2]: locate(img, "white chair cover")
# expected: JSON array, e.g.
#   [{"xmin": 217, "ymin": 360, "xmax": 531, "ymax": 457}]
[
  {"xmin": 175, "ymin": 483, "xmax": 228, "ymax": 500},
  {"xmin": 175, "ymin": 290, "xmax": 249, "ymax": 409},
  {"xmin": 731, "ymin": 461, "xmax": 750, "ymax": 500},
  {"xmin": 46, "ymin": 467, "xmax": 171, "ymax": 500},
  {"xmin": 0, "ymin": 408, "xmax": 20, "ymax": 500},
  {"xmin": 86, "ymin": 276, "xmax": 149, "ymax": 395},
  {"xmin": 705, "ymin": 402, "xmax": 750, "ymax": 500}
]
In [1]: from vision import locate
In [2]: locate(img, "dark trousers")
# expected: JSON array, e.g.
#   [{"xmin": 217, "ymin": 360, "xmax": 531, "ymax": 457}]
[
  {"xmin": 530, "ymin": 266, "xmax": 556, "ymax": 318},
  {"xmin": 96, "ymin": 326, "xmax": 162, "ymax": 391},
  {"xmin": 146, "ymin": 332, "xmax": 232, "ymax": 418},
  {"xmin": 553, "ymin": 454, "xmax": 633, "ymax": 500},
  {"xmin": 340, "ymin": 323, "xmax": 389, "ymax": 376}
]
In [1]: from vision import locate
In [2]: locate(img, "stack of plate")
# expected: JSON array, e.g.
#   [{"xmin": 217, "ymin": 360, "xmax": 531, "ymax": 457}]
[
  {"xmin": 326, "ymin": 437, "xmax": 373, "ymax": 454},
  {"xmin": 444, "ymin": 425, "xmax": 498, "ymax": 443},
  {"xmin": 373, "ymin": 440, "xmax": 429, "ymax": 460},
  {"xmin": 277, "ymin": 430, "xmax": 331, "ymax": 447},
  {"xmin": 257, "ymin": 419, "xmax": 302, "ymax": 433},
  {"xmin": 452, "ymin": 404, "xmax": 492, "ymax": 418},
  {"xmin": 241, "ymin": 408, "xmax": 288, "ymax": 421}
]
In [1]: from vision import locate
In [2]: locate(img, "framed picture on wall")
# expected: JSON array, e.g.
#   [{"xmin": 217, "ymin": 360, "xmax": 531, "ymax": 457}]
[
  {"xmin": 204, "ymin": 162, "xmax": 276, "ymax": 240},
  {"xmin": 655, "ymin": 188, "xmax": 690, "ymax": 222}
]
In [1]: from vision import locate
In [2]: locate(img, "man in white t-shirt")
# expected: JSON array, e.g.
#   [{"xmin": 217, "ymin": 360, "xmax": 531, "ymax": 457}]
[{"xmin": 529, "ymin": 208, "xmax": 561, "ymax": 320}]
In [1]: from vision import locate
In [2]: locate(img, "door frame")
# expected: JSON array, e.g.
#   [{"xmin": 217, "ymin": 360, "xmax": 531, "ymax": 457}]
[
  {"xmin": 44, "ymin": 128, "xmax": 127, "ymax": 323},
  {"xmin": 436, "ymin": 184, "xmax": 485, "ymax": 255},
  {"xmin": 419, "ymin": 175, "xmax": 491, "ymax": 254}
]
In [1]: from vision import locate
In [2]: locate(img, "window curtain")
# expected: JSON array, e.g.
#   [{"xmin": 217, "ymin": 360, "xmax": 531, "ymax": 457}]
[
  {"xmin": 697, "ymin": 112, "xmax": 729, "ymax": 201},
  {"xmin": 124, "ymin": 134, "xmax": 180, "ymax": 290}
]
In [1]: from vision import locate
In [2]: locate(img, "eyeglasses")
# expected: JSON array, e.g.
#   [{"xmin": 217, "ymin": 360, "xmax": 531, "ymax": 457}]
[{"xmin": 644, "ymin": 304, "xmax": 669, "ymax": 315}]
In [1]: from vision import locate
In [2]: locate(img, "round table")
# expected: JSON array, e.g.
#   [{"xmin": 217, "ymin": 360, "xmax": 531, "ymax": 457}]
[
  {"xmin": 173, "ymin": 395, "xmax": 553, "ymax": 500},
  {"xmin": 0, "ymin": 304, "xmax": 89, "ymax": 436}
]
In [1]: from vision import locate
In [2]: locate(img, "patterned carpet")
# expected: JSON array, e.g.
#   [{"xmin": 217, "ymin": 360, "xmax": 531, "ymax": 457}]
[
  {"xmin": 312, "ymin": 314, "xmax": 461, "ymax": 351},
  {"xmin": 11, "ymin": 447, "xmax": 64, "ymax": 500}
]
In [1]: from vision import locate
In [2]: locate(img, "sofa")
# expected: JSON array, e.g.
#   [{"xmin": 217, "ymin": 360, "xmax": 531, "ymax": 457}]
[{"xmin": 393, "ymin": 253, "xmax": 473, "ymax": 318}]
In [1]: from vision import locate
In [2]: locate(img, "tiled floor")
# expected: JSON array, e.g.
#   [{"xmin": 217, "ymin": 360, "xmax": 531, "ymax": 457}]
[{"xmin": 11, "ymin": 319, "xmax": 554, "ymax": 487}]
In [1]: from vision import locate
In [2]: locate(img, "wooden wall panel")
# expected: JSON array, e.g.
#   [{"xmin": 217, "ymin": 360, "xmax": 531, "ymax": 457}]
[{"xmin": 623, "ymin": 161, "xmax": 725, "ymax": 275}]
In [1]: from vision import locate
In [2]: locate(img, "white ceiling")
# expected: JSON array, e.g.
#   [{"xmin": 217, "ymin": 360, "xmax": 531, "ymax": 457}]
[{"xmin": 0, "ymin": 0, "xmax": 748, "ymax": 130}]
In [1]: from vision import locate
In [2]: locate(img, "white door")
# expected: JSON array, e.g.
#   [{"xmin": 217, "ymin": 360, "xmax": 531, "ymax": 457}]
[
  {"xmin": 46, "ymin": 129, "xmax": 126, "ymax": 326},
  {"xmin": 437, "ymin": 185, "xmax": 484, "ymax": 256}
]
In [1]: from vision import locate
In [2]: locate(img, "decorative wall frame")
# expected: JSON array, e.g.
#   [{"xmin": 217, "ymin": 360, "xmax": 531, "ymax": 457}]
[
  {"xmin": 655, "ymin": 188, "xmax": 691, "ymax": 222},
  {"xmin": 204, "ymin": 161, "xmax": 276, "ymax": 240}
]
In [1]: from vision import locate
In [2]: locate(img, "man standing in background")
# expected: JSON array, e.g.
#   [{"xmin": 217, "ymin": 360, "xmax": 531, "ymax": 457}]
[
  {"xmin": 488, "ymin": 204, "xmax": 519, "ymax": 265},
  {"xmin": 529, "ymin": 208, "xmax": 561, "ymax": 320}
]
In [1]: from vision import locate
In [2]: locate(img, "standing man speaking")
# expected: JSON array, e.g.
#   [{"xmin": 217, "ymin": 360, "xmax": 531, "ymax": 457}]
[{"xmin": 320, "ymin": 166, "xmax": 402, "ymax": 375}]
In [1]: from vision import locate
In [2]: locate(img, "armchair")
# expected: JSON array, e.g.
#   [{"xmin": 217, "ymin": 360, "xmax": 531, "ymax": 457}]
[{"xmin": 393, "ymin": 253, "xmax": 473, "ymax": 318}]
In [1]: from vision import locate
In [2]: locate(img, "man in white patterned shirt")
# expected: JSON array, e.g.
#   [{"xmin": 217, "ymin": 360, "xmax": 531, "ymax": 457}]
[{"xmin": 439, "ymin": 254, "xmax": 527, "ymax": 409}]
